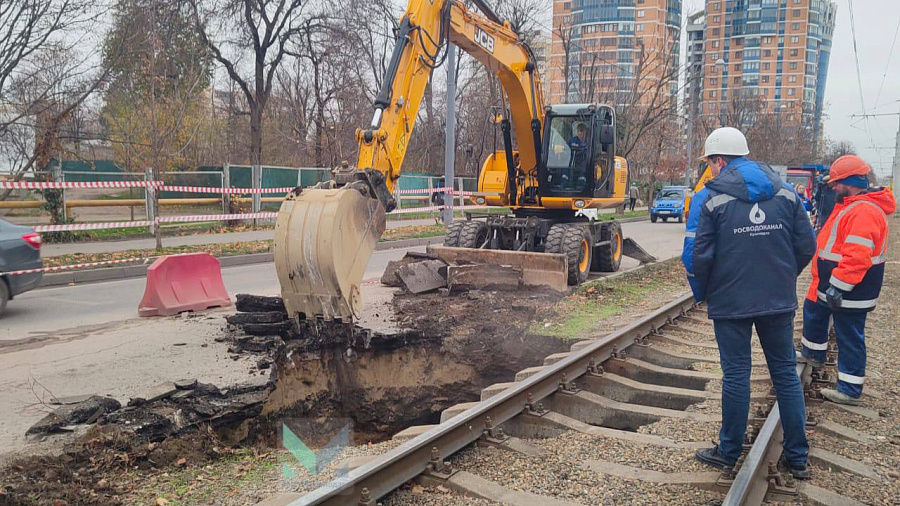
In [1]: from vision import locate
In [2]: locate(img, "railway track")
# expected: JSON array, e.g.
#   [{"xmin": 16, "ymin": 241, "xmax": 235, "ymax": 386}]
[{"xmin": 277, "ymin": 292, "xmax": 872, "ymax": 506}]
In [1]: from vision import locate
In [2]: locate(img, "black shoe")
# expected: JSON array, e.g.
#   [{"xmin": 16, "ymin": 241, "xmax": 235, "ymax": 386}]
[
  {"xmin": 696, "ymin": 445, "xmax": 734, "ymax": 470},
  {"xmin": 779, "ymin": 456, "xmax": 811, "ymax": 480}
]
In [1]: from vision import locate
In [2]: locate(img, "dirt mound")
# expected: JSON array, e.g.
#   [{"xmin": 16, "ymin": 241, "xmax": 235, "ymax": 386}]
[
  {"xmin": 1, "ymin": 427, "xmax": 225, "ymax": 506},
  {"xmin": 391, "ymin": 288, "xmax": 570, "ymax": 383}
]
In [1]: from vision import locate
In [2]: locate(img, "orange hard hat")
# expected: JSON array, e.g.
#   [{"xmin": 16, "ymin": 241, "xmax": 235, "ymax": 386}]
[{"xmin": 829, "ymin": 155, "xmax": 870, "ymax": 183}]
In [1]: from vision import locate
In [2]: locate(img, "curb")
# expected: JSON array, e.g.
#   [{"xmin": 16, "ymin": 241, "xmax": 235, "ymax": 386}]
[
  {"xmin": 39, "ymin": 235, "xmax": 447, "ymax": 289},
  {"xmin": 37, "ymin": 217, "xmax": 652, "ymax": 289},
  {"xmin": 616, "ymin": 216, "xmax": 650, "ymax": 224}
]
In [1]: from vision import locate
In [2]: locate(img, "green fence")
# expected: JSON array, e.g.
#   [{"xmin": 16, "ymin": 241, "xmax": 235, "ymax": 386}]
[{"xmin": 58, "ymin": 160, "xmax": 474, "ymax": 196}]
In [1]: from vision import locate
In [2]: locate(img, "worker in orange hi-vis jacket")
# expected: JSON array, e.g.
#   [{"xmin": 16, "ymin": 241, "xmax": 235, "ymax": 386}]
[{"xmin": 801, "ymin": 155, "xmax": 896, "ymax": 405}]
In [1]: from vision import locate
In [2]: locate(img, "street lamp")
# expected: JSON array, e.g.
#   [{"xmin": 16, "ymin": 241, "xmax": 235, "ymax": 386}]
[{"xmin": 716, "ymin": 58, "xmax": 726, "ymax": 127}]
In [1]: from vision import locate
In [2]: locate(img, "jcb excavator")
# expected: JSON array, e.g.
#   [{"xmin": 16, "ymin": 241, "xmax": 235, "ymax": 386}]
[{"xmin": 274, "ymin": 0, "xmax": 643, "ymax": 323}]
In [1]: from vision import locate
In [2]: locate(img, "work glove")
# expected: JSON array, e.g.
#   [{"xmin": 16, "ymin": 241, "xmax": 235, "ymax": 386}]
[{"xmin": 825, "ymin": 285, "xmax": 844, "ymax": 309}]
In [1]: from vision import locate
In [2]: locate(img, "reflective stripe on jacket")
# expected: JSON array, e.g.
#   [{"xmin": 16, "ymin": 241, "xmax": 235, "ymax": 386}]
[
  {"xmin": 806, "ymin": 187, "xmax": 896, "ymax": 311},
  {"xmin": 682, "ymin": 158, "xmax": 816, "ymax": 319}
]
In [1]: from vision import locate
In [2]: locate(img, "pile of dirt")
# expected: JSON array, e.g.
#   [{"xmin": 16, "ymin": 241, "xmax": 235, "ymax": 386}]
[
  {"xmin": 391, "ymin": 287, "xmax": 570, "ymax": 384},
  {"xmin": 1, "ymin": 427, "xmax": 225, "ymax": 506}
]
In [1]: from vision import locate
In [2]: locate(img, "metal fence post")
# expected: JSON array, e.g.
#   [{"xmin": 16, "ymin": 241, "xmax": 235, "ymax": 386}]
[
  {"xmin": 145, "ymin": 167, "xmax": 156, "ymax": 235},
  {"xmin": 442, "ymin": 43, "xmax": 456, "ymax": 226},
  {"xmin": 52, "ymin": 162, "xmax": 67, "ymax": 222},
  {"xmin": 252, "ymin": 164, "xmax": 261, "ymax": 226},
  {"xmin": 252, "ymin": 164, "xmax": 261, "ymax": 213},
  {"xmin": 222, "ymin": 163, "xmax": 230, "ymax": 214}
]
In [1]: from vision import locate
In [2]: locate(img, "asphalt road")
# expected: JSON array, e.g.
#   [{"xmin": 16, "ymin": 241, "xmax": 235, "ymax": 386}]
[
  {"xmin": 4, "ymin": 220, "xmax": 686, "ymax": 340},
  {"xmin": 1, "ymin": 246, "xmax": 423, "ymax": 341}
]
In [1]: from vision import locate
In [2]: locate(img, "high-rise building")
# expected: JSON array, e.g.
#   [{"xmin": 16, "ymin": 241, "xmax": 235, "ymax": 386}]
[
  {"xmin": 697, "ymin": 0, "xmax": 836, "ymax": 130},
  {"xmin": 549, "ymin": 0, "xmax": 682, "ymax": 106},
  {"xmin": 685, "ymin": 10, "xmax": 706, "ymax": 118}
]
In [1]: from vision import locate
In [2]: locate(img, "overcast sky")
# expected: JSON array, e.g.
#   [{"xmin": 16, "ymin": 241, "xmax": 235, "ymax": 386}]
[
  {"xmin": 393, "ymin": 0, "xmax": 899, "ymax": 176},
  {"xmin": 681, "ymin": 0, "xmax": 899, "ymax": 177}
]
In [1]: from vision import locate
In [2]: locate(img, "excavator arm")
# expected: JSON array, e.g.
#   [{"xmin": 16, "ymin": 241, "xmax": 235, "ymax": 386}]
[
  {"xmin": 275, "ymin": 0, "xmax": 544, "ymax": 322},
  {"xmin": 356, "ymin": 0, "xmax": 544, "ymax": 205}
]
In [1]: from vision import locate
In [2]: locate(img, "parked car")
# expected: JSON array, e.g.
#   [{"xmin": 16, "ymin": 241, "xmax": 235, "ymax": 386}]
[
  {"xmin": 0, "ymin": 219, "xmax": 42, "ymax": 315},
  {"xmin": 650, "ymin": 186, "xmax": 690, "ymax": 223}
]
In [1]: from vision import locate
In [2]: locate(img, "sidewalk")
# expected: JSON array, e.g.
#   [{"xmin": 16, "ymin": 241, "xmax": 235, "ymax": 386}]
[
  {"xmin": 41, "ymin": 208, "xmax": 648, "ymax": 257},
  {"xmin": 43, "ymin": 217, "xmax": 440, "ymax": 256}
]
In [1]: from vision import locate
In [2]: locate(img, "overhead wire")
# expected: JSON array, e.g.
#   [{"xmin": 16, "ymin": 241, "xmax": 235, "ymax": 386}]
[
  {"xmin": 847, "ymin": 0, "xmax": 879, "ymax": 168},
  {"xmin": 873, "ymin": 16, "xmax": 900, "ymax": 111},
  {"xmin": 849, "ymin": 0, "xmax": 872, "ymax": 141}
]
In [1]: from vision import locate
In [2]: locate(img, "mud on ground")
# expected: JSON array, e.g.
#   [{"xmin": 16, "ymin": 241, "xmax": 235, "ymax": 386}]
[{"xmin": 0, "ymin": 259, "xmax": 692, "ymax": 506}]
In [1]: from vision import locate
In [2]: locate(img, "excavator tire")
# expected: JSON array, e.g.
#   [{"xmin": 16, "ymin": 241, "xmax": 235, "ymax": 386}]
[
  {"xmin": 444, "ymin": 220, "xmax": 467, "ymax": 247},
  {"xmin": 544, "ymin": 223, "xmax": 566, "ymax": 255},
  {"xmin": 546, "ymin": 224, "xmax": 591, "ymax": 285},
  {"xmin": 593, "ymin": 220, "xmax": 623, "ymax": 272},
  {"xmin": 458, "ymin": 220, "xmax": 489, "ymax": 248}
]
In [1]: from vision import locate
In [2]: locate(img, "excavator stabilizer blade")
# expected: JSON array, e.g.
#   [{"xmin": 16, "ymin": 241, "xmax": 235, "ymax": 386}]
[
  {"xmin": 274, "ymin": 188, "xmax": 386, "ymax": 322},
  {"xmin": 425, "ymin": 245, "xmax": 569, "ymax": 291}
]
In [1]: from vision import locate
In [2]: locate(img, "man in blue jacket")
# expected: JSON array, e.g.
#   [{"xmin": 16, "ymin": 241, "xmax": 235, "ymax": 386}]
[{"xmin": 682, "ymin": 127, "xmax": 817, "ymax": 479}]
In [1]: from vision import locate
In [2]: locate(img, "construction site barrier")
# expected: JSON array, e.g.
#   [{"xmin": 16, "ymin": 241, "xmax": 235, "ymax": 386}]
[{"xmin": 138, "ymin": 253, "xmax": 231, "ymax": 317}]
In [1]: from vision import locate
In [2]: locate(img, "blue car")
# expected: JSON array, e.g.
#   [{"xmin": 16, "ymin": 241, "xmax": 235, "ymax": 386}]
[{"xmin": 650, "ymin": 187, "xmax": 689, "ymax": 223}]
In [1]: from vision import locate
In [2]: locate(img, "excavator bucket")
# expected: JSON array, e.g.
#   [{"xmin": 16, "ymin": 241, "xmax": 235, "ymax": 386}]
[{"xmin": 274, "ymin": 187, "xmax": 386, "ymax": 322}]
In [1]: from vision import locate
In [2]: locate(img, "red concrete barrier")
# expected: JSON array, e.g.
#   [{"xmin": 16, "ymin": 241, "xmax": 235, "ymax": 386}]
[{"xmin": 138, "ymin": 253, "xmax": 231, "ymax": 317}]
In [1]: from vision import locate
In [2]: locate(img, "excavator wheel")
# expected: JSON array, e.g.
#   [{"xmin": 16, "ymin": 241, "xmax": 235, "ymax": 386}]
[
  {"xmin": 444, "ymin": 220, "xmax": 467, "ymax": 247},
  {"xmin": 458, "ymin": 220, "xmax": 489, "ymax": 248},
  {"xmin": 593, "ymin": 220, "xmax": 623, "ymax": 272},
  {"xmin": 546, "ymin": 224, "xmax": 591, "ymax": 285}
]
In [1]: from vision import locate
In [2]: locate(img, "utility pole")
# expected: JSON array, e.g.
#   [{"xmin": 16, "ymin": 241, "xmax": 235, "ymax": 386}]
[
  {"xmin": 893, "ymin": 107, "xmax": 900, "ymax": 202},
  {"xmin": 685, "ymin": 65, "xmax": 698, "ymax": 187},
  {"xmin": 442, "ymin": 44, "xmax": 457, "ymax": 226}
]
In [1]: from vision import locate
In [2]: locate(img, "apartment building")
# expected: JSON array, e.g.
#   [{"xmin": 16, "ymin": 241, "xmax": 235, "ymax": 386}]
[
  {"xmin": 698, "ymin": 0, "xmax": 837, "ymax": 129},
  {"xmin": 549, "ymin": 0, "xmax": 682, "ymax": 106}
]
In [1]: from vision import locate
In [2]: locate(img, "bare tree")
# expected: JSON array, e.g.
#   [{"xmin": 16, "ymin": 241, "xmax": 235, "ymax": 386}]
[
  {"xmin": 0, "ymin": 0, "xmax": 96, "ymax": 127},
  {"xmin": 188, "ymin": 0, "xmax": 324, "ymax": 168},
  {"xmin": 822, "ymin": 138, "xmax": 855, "ymax": 165},
  {"xmin": 0, "ymin": 0, "xmax": 108, "ymax": 188}
]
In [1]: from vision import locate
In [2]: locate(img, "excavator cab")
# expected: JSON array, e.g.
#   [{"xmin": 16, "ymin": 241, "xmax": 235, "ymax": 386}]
[{"xmin": 539, "ymin": 104, "xmax": 617, "ymax": 200}]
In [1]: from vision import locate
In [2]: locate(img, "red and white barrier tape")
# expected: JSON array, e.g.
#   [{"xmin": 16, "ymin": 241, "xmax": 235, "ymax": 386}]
[
  {"xmin": 34, "ymin": 221, "xmax": 155, "ymax": 233},
  {"xmin": 159, "ymin": 185, "xmax": 294, "ymax": 194},
  {"xmin": 392, "ymin": 187, "xmax": 490, "ymax": 196},
  {"xmin": 158, "ymin": 212, "xmax": 279, "ymax": 223},
  {"xmin": 0, "ymin": 181, "xmax": 160, "ymax": 190},
  {"xmin": 0, "ymin": 181, "xmax": 295, "ymax": 193},
  {"xmin": 2, "ymin": 257, "xmax": 144, "ymax": 276},
  {"xmin": 30, "ymin": 204, "xmax": 497, "ymax": 232},
  {"xmin": 392, "ymin": 186, "xmax": 453, "ymax": 195},
  {"xmin": 387, "ymin": 205, "xmax": 447, "ymax": 215}
]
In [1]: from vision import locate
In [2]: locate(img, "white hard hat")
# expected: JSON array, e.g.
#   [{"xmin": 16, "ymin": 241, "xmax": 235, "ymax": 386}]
[{"xmin": 700, "ymin": 127, "xmax": 750, "ymax": 160}]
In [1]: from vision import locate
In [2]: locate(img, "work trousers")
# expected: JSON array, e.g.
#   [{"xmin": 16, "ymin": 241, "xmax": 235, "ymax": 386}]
[
  {"xmin": 713, "ymin": 312, "xmax": 808, "ymax": 467},
  {"xmin": 628, "ymin": 197, "xmax": 637, "ymax": 211},
  {"xmin": 801, "ymin": 299, "xmax": 868, "ymax": 398}
]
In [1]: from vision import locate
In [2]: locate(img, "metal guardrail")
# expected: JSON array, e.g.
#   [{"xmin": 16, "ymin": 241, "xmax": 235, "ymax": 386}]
[{"xmin": 294, "ymin": 293, "xmax": 697, "ymax": 505}]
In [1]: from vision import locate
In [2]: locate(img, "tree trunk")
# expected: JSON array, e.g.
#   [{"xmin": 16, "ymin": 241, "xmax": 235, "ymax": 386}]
[
  {"xmin": 314, "ymin": 107, "xmax": 324, "ymax": 167},
  {"xmin": 249, "ymin": 102, "xmax": 263, "ymax": 168}
]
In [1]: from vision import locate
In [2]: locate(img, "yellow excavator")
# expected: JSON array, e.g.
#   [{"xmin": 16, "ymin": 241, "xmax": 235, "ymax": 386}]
[{"xmin": 274, "ymin": 0, "xmax": 643, "ymax": 323}]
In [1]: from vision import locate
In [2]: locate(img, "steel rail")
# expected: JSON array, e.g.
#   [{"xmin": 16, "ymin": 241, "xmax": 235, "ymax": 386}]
[
  {"xmin": 722, "ymin": 362, "xmax": 809, "ymax": 505},
  {"xmin": 292, "ymin": 292, "xmax": 697, "ymax": 506}
]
